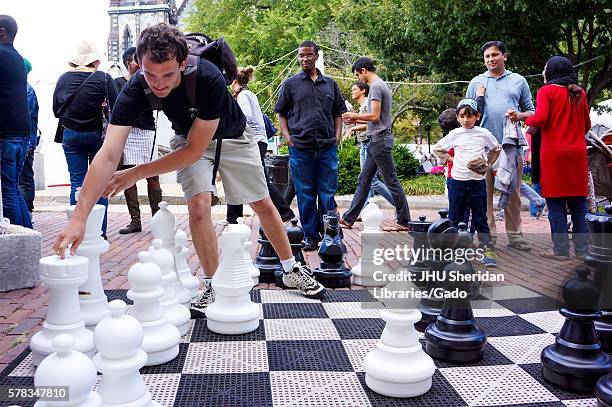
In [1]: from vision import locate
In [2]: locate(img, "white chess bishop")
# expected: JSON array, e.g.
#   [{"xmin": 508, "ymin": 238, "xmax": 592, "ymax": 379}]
[
  {"xmin": 351, "ymin": 198, "xmax": 387, "ymax": 287},
  {"xmin": 205, "ymin": 229, "xmax": 261, "ymax": 334},
  {"xmin": 149, "ymin": 239, "xmax": 191, "ymax": 335},
  {"xmin": 127, "ymin": 251, "xmax": 180, "ymax": 366},
  {"xmin": 34, "ymin": 334, "xmax": 101, "ymax": 406},
  {"xmin": 363, "ymin": 280, "xmax": 435, "ymax": 397},
  {"xmin": 151, "ymin": 202, "xmax": 192, "ymax": 308},
  {"xmin": 66, "ymin": 188, "xmax": 110, "ymax": 329},
  {"xmin": 228, "ymin": 217, "xmax": 259, "ymax": 286},
  {"xmin": 30, "ymin": 255, "xmax": 95, "ymax": 366},
  {"xmin": 173, "ymin": 228, "xmax": 200, "ymax": 300},
  {"xmin": 94, "ymin": 300, "xmax": 162, "ymax": 407}
]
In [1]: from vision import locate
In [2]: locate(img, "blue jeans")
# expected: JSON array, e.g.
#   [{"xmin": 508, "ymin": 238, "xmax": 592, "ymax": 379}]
[
  {"xmin": 448, "ymin": 178, "xmax": 490, "ymax": 247},
  {"xmin": 19, "ymin": 145, "xmax": 35, "ymax": 214},
  {"xmin": 360, "ymin": 141, "xmax": 393, "ymax": 209},
  {"xmin": 545, "ymin": 196, "xmax": 588, "ymax": 257},
  {"xmin": 0, "ymin": 137, "xmax": 32, "ymax": 228},
  {"xmin": 289, "ymin": 145, "xmax": 338, "ymax": 241},
  {"xmin": 527, "ymin": 183, "xmax": 544, "ymax": 216},
  {"xmin": 62, "ymin": 129, "xmax": 108, "ymax": 234},
  {"xmin": 343, "ymin": 135, "xmax": 410, "ymax": 225}
]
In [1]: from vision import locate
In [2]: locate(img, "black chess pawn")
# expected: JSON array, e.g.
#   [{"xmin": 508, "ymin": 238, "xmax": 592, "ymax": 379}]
[
  {"xmin": 407, "ymin": 215, "xmax": 432, "ymax": 287},
  {"xmin": 255, "ymin": 225, "xmax": 283, "ymax": 284},
  {"xmin": 275, "ymin": 219, "xmax": 306, "ymax": 288},
  {"xmin": 596, "ymin": 369, "xmax": 612, "ymax": 407},
  {"xmin": 417, "ymin": 209, "xmax": 458, "ymax": 329},
  {"xmin": 541, "ymin": 265, "xmax": 612, "ymax": 392},
  {"xmin": 313, "ymin": 211, "xmax": 351, "ymax": 288},
  {"xmin": 424, "ymin": 256, "xmax": 487, "ymax": 363},
  {"xmin": 585, "ymin": 204, "xmax": 612, "ymax": 353}
]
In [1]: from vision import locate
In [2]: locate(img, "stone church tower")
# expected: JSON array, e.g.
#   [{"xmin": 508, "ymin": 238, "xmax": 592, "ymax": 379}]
[{"xmin": 107, "ymin": 0, "xmax": 179, "ymax": 63}]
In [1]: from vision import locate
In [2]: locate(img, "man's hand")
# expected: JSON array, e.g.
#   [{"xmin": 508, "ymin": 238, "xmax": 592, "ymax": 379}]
[
  {"xmin": 476, "ymin": 84, "xmax": 486, "ymax": 97},
  {"xmin": 53, "ymin": 218, "xmax": 86, "ymax": 258},
  {"xmin": 505, "ymin": 109, "xmax": 519, "ymax": 122},
  {"xmin": 343, "ymin": 128, "xmax": 353, "ymax": 141},
  {"xmin": 283, "ymin": 134, "xmax": 294, "ymax": 147},
  {"xmin": 104, "ymin": 167, "xmax": 140, "ymax": 198},
  {"xmin": 342, "ymin": 112, "xmax": 358, "ymax": 125}
]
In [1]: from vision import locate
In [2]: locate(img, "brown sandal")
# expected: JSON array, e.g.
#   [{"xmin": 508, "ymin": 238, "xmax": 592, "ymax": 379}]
[
  {"xmin": 339, "ymin": 218, "xmax": 353, "ymax": 229},
  {"xmin": 382, "ymin": 223, "xmax": 410, "ymax": 232}
]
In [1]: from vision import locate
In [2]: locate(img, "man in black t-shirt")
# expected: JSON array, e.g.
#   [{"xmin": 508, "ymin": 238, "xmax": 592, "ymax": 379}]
[
  {"xmin": 53, "ymin": 24, "xmax": 325, "ymax": 307},
  {"xmin": 114, "ymin": 47, "xmax": 162, "ymax": 235}
]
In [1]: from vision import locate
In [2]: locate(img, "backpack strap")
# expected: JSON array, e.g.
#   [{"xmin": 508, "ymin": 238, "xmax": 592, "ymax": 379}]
[{"xmin": 138, "ymin": 73, "xmax": 163, "ymax": 110}]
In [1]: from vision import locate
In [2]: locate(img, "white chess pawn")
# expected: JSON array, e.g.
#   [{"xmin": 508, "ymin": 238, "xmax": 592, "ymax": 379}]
[
  {"xmin": 351, "ymin": 199, "xmax": 387, "ymax": 287},
  {"xmin": 228, "ymin": 217, "xmax": 259, "ymax": 286},
  {"xmin": 34, "ymin": 334, "xmax": 101, "ymax": 406},
  {"xmin": 30, "ymin": 255, "xmax": 95, "ymax": 366},
  {"xmin": 94, "ymin": 300, "xmax": 162, "ymax": 406},
  {"xmin": 173, "ymin": 229, "xmax": 200, "ymax": 300},
  {"xmin": 66, "ymin": 187, "xmax": 110, "ymax": 330},
  {"xmin": 127, "ymin": 251, "xmax": 180, "ymax": 366},
  {"xmin": 363, "ymin": 281, "xmax": 435, "ymax": 397},
  {"xmin": 205, "ymin": 229, "xmax": 260, "ymax": 334},
  {"xmin": 149, "ymin": 239, "xmax": 191, "ymax": 335}
]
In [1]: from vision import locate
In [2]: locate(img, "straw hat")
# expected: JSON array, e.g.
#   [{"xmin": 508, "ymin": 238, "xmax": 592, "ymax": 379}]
[{"xmin": 69, "ymin": 40, "xmax": 100, "ymax": 67}]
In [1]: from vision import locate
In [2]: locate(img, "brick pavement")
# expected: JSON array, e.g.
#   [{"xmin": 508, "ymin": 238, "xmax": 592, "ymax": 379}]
[{"xmin": 0, "ymin": 209, "xmax": 582, "ymax": 371}]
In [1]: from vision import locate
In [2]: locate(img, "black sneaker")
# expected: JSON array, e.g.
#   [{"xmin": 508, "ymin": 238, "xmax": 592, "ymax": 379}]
[
  {"xmin": 282, "ymin": 262, "xmax": 326, "ymax": 298},
  {"xmin": 303, "ymin": 239, "xmax": 319, "ymax": 252},
  {"xmin": 190, "ymin": 282, "xmax": 215, "ymax": 318}
]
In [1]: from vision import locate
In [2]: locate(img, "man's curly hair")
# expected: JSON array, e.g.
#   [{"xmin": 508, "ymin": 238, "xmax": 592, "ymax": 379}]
[{"xmin": 136, "ymin": 23, "xmax": 188, "ymax": 64}]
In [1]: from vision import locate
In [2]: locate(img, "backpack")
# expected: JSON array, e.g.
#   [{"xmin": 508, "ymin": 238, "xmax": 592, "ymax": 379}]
[
  {"xmin": 138, "ymin": 33, "xmax": 239, "ymax": 185},
  {"xmin": 263, "ymin": 113, "xmax": 277, "ymax": 139}
]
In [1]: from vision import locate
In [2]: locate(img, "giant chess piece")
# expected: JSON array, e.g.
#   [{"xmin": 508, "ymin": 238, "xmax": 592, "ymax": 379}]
[
  {"xmin": 407, "ymin": 215, "xmax": 433, "ymax": 287},
  {"xmin": 173, "ymin": 228, "xmax": 200, "ymax": 301},
  {"xmin": 206, "ymin": 229, "xmax": 261, "ymax": 334},
  {"xmin": 94, "ymin": 300, "xmax": 162, "ymax": 406},
  {"xmin": 352, "ymin": 199, "xmax": 386, "ymax": 287},
  {"xmin": 228, "ymin": 217, "xmax": 260, "ymax": 286},
  {"xmin": 127, "ymin": 251, "xmax": 180, "ymax": 365},
  {"xmin": 149, "ymin": 239, "xmax": 191, "ymax": 335},
  {"xmin": 151, "ymin": 202, "xmax": 192, "ymax": 310},
  {"xmin": 34, "ymin": 334, "xmax": 101, "ymax": 406},
  {"xmin": 541, "ymin": 265, "xmax": 612, "ymax": 392},
  {"xmin": 313, "ymin": 211, "xmax": 351, "ymax": 288},
  {"xmin": 585, "ymin": 204, "xmax": 612, "ymax": 352},
  {"xmin": 30, "ymin": 255, "xmax": 95, "ymax": 366},
  {"xmin": 255, "ymin": 225, "xmax": 283, "ymax": 283},
  {"xmin": 363, "ymin": 279, "xmax": 436, "ymax": 397},
  {"xmin": 596, "ymin": 368, "xmax": 612, "ymax": 407},
  {"xmin": 66, "ymin": 188, "xmax": 110, "ymax": 330},
  {"xmin": 274, "ymin": 218, "xmax": 307, "ymax": 288},
  {"xmin": 417, "ymin": 209, "xmax": 458, "ymax": 329},
  {"xmin": 425, "ymin": 249, "xmax": 487, "ymax": 363}
]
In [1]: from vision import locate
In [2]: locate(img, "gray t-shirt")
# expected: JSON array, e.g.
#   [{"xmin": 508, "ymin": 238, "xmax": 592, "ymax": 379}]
[{"xmin": 367, "ymin": 77, "xmax": 393, "ymax": 138}]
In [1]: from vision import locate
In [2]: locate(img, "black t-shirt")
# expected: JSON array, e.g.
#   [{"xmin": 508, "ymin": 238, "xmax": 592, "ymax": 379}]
[
  {"xmin": 113, "ymin": 76, "xmax": 156, "ymax": 131},
  {"xmin": 0, "ymin": 43, "xmax": 30, "ymax": 138},
  {"xmin": 53, "ymin": 70, "xmax": 118, "ymax": 131},
  {"xmin": 111, "ymin": 59, "xmax": 245, "ymax": 139}
]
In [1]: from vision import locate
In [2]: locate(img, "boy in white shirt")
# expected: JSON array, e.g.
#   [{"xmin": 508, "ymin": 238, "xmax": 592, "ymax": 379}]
[{"xmin": 433, "ymin": 98, "xmax": 500, "ymax": 267}]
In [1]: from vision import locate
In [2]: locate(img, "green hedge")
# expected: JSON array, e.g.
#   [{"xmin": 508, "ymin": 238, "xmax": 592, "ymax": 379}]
[{"xmin": 402, "ymin": 175, "xmax": 446, "ymax": 195}]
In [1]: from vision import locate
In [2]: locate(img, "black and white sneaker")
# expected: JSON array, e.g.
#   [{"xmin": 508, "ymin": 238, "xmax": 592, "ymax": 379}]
[
  {"xmin": 190, "ymin": 282, "xmax": 215, "ymax": 318},
  {"xmin": 282, "ymin": 262, "xmax": 326, "ymax": 299}
]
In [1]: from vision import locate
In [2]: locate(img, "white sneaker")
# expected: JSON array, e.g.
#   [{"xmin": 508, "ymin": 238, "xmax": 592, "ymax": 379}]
[{"xmin": 282, "ymin": 262, "xmax": 326, "ymax": 299}]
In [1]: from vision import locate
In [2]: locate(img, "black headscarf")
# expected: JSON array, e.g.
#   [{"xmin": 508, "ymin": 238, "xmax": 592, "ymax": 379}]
[{"xmin": 544, "ymin": 56, "xmax": 578, "ymax": 86}]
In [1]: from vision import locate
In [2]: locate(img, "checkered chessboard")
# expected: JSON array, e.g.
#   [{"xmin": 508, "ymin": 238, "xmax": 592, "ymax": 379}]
[{"xmin": 0, "ymin": 286, "xmax": 603, "ymax": 407}]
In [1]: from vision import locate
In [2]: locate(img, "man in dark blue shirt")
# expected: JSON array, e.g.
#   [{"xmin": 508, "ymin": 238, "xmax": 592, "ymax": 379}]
[
  {"xmin": 275, "ymin": 40, "xmax": 347, "ymax": 250},
  {"xmin": 0, "ymin": 15, "xmax": 32, "ymax": 228}
]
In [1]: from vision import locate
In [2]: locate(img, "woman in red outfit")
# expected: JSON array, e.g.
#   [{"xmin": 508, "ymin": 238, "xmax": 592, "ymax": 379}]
[{"xmin": 510, "ymin": 56, "xmax": 591, "ymax": 260}]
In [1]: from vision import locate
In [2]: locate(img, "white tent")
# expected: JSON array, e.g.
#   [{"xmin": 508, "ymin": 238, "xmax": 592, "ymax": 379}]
[{"xmin": 590, "ymin": 99, "xmax": 612, "ymax": 137}]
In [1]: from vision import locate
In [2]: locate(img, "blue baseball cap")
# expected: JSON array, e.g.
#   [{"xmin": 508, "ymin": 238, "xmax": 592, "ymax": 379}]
[{"xmin": 456, "ymin": 98, "xmax": 478, "ymax": 112}]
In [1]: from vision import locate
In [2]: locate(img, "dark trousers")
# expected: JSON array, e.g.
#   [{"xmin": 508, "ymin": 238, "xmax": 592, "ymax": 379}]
[
  {"xmin": 448, "ymin": 178, "xmax": 490, "ymax": 247},
  {"xmin": 343, "ymin": 135, "xmax": 410, "ymax": 225},
  {"xmin": 120, "ymin": 164, "xmax": 162, "ymax": 225},
  {"xmin": 545, "ymin": 196, "xmax": 589, "ymax": 256},
  {"xmin": 19, "ymin": 145, "xmax": 35, "ymax": 214},
  {"xmin": 62, "ymin": 129, "xmax": 108, "ymax": 234},
  {"xmin": 227, "ymin": 141, "xmax": 295, "ymax": 223},
  {"xmin": 0, "ymin": 136, "xmax": 32, "ymax": 228}
]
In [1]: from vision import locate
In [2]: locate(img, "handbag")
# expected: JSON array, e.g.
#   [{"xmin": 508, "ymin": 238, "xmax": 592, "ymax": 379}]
[{"xmin": 54, "ymin": 71, "xmax": 97, "ymax": 143}]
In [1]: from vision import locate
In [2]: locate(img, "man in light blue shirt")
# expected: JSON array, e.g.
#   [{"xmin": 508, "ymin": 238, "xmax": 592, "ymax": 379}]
[{"xmin": 466, "ymin": 40, "xmax": 534, "ymax": 252}]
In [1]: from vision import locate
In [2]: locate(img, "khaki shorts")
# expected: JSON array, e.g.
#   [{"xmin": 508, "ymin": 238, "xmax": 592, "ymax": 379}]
[{"xmin": 169, "ymin": 132, "xmax": 269, "ymax": 205}]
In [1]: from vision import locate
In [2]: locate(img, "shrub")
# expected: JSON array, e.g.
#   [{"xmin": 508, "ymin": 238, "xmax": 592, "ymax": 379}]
[
  {"xmin": 402, "ymin": 174, "xmax": 446, "ymax": 195},
  {"xmin": 337, "ymin": 141, "xmax": 361, "ymax": 195}
]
